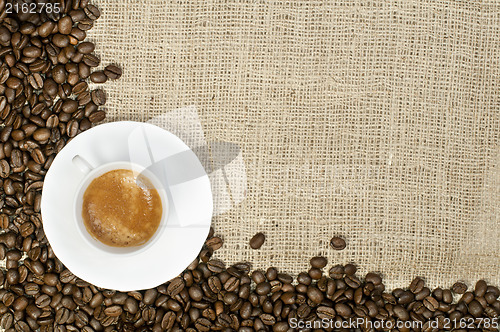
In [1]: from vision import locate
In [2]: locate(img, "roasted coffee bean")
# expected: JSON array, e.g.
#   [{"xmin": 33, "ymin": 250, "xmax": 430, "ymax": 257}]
[
  {"xmin": 23, "ymin": 46, "xmax": 42, "ymax": 58},
  {"xmin": 335, "ymin": 302, "xmax": 352, "ymax": 317},
  {"xmin": 207, "ymin": 261, "xmax": 225, "ymax": 276},
  {"xmin": 249, "ymin": 232, "xmax": 265, "ymax": 249},
  {"xmin": 258, "ymin": 313, "xmax": 275, "ymax": 325},
  {"xmin": 104, "ymin": 64, "xmax": 122, "ymax": 79},
  {"xmin": 330, "ymin": 236, "xmax": 346, "ymax": 250},
  {"xmin": 469, "ymin": 299, "xmax": 484, "ymax": 317},
  {"xmin": 72, "ymin": 81, "xmax": 88, "ymax": 95},
  {"xmin": 205, "ymin": 236, "xmax": 223, "ymax": 250},
  {"xmin": 423, "ymin": 296, "xmax": 439, "ymax": 311},
  {"xmin": 90, "ymin": 89, "xmax": 106, "ymax": 105},
  {"xmin": 90, "ymin": 71, "xmax": 107, "ymax": 83},
  {"xmin": 84, "ymin": 4, "xmax": 101, "ymax": 20},
  {"xmin": 161, "ymin": 311, "xmax": 175, "ymax": 330},
  {"xmin": 452, "ymin": 282, "xmax": 468, "ymax": 294},
  {"xmin": 53, "ymin": 34, "xmax": 70, "ymax": 48},
  {"xmin": 83, "ymin": 54, "xmax": 100, "ymax": 67},
  {"xmin": 38, "ymin": 22, "xmax": 56, "ymax": 38},
  {"xmin": 256, "ymin": 282, "xmax": 271, "ymax": 295},
  {"xmin": 0, "ymin": 160, "xmax": 9, "ymax": 178},
  {"xmin": 67, "ymin": 119, "xmax": 79, "ymax": 137},
  {"xmin": 317, "ymin": 306, "xmax": 336, "ymax": 319},
  {"xmin": 208, "ymin": 276, "xmax": 222, "ymax": 293},
  {"xmin": 71, "ymin": 27, "xmax": 87, "ymax": 41},
  {"xmin": 307, "ymin": 286, "xmax": 324, "ymax": 303},
  {"xmin": 0, "ymin": 312, "xmax": 14, "ymax": 329},
  {"xmin": 224, "ymin": 276, "xmax": 240, "ymax": 292},
  {"xmin": 310, "ymin": 256, "xmax": 327, "ymax": 268},
  {"xmin": 77, "ymin": 42, "xmax": 95, "ymax": 54},
  {"xmin": 194, "ymin": 317, "xmax": 211, "ymax": 331},
  {"xmin": 104, "ymin": 305, "xmax": 122, "ymax": 317},
  {"xmin": 6, "ymin": 77, "xmax": 22, "ymax": 89},
  {"xmin": 84, "ymin": 107, "xmax": 101, "ymax": 123},
  {"xmin": 475, "ymin": 279, "xmax": 488, "ymax": 297},
  {"xmin": 345, "ymin": 275, "xmax": 362, "ymax": 289},
  {"xmin": 58, "ymin": 16, "xmax": 74, "ymax": 35},
  {"xmin": 166, "ymin": 277, "xmax": 185, "ymax": 297}
]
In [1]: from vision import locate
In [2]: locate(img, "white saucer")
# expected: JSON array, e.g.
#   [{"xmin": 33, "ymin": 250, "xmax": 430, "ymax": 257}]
[{"xmin": 41, "ymin": 121, "xmax": 213, "ymax": 291}]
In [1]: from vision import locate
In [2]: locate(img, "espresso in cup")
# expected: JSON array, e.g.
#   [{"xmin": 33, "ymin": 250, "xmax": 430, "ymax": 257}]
[{"xmin": 81, "ymin": 168, "xmax": 162, "ymax": 247}]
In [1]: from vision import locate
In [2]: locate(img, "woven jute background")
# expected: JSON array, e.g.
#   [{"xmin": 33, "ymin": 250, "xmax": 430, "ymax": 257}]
[{"xmin": 88, "ymin": 0, "xmax": 500, "ymax": 289}]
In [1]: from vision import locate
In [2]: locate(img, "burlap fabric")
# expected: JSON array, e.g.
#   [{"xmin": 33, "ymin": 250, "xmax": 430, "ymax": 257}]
[{"xmin": 88, "ymin": 0, "xmax": 500, "ymax": 290}]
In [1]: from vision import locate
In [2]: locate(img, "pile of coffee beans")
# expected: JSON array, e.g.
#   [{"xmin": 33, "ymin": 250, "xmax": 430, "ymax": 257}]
[
  {"xmin": 0, "ymin": 1, "xmax": 499, "ymax": 332},
  {"xmin": 0, "ymin": 0, "xmax": 120, "ymax": 254},
  {"xmin": 2, "ymin": 227, "xmax": 499, "ymax": 331}
]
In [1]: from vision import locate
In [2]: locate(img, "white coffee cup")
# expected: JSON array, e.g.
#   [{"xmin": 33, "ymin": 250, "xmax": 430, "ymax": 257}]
[{"xmin": 72, "ymin": 156, "xmax": 169, "ymax": 256}]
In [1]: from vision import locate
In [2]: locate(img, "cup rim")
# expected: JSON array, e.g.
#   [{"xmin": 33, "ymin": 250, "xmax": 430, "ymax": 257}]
[{"xmin": 73, "ymin": 160, "xmax": 169, "ymax": 257}]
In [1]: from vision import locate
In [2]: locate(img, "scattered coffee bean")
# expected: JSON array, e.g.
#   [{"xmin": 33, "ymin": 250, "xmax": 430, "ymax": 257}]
[
  {"xmin": 330, "ymin": 236, "xmax": 346, "ymax": 250},
  {"xmin": 310, "ymin": 256, "xmax": 327, "ymax": 268},
  {"xmin": 104, "ymin": 64, "xmax": 122, "ymax": 79},
  {"xmin": 249, "ymin": 232, "xmax": 265, "ymax": 249},
  {"xmin": 90, "ymin": 70, "xmax": 108, "ymax": 83}
]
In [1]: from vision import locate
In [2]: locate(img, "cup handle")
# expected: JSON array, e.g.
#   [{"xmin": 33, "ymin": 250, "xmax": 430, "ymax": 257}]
[{"xmin": 72, "ymin": 155, "xmax": 94, "ymax": 174}]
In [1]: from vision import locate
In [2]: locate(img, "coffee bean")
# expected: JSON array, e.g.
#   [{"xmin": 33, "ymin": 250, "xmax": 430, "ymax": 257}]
[
  {"xmin": 53, "ymin": 34, "xmax": 70, "ymax": 48},
  {"xmin": 52, "ymin": 65, "xmax": 67, "ymax": 84},
  {"xmin": 83, "ymin": 54, "xmax": 100, "ymax": 67},
  {"xmin": 207, "ymin": 259, "xmax": 225, "ymax": 273},
  {"xmin": 475, "ymin": 279, "xmax": 487, "ymax": 297},
  {"xmin": 224, "ymin": 276, "xmax": 240, "ymax": 292},
  {"xmin": 104, "ymin": 65, "xmax": 122, "ymax": 79},
  {"xmin": 335, "ymin": 302, "xmax": 352, "ymax": 317},
  {"xmin": 330, "ymin": 236, "xmax": 346, "ymax": 250},
  {"xmin": 84, "ymin": 4, "xmax": 101, "ymax": 20},
  {"xmin": 58, "ymin": 16, "xmax": 73, "ymax": 35},
  {"xmin": 451, "ymin": 281, "xmax": 467, "ymax": 294},
  {"xmin": 77, "ymin": 42, "xmax": 95, "ymax": 54},
  {"xmin": 205, "ymin": 236, "xmax": 223, "ymax": 250},
  {"xmin": 82, "ymin": 111, "xmax": 103, "ymax": 125},
  {"xmin": 20, "ymin": 222, "xmax": 35, "ymax": 237},
  {"xmin": 0, "ymin": 160, "xmax": 10, "ymax": 178},
  {"xmin": 344, "ymin": 263, "xmax": 357, "ymax": 276},
  {"xmin": 194, "ymin": 317, "xmax": 211, "ymax": 331},
  {"xmin": 345, "ymin": 275, "xmax": 362, "ymax": 289},
  {"xmin": 37, "ymin": 21, "xmax": 55, "ymax": 38},
  {"xmin": 423, "ymin": 296, "xmax": 439, "ymax": 311},
  {"xmin": 0, "ymin": 312, "xmax": 14, "ymax": 329},
  {"xmin": 317, "ymin": 305, "xmax": 336, "ymax": 319},
  {"xmin": 468, "ymin": 299, "xmax": 484, "ymax": 317},
  {"xmin": 307, "ymin": 286, "xmax": 324, "ymax": 303},
  {"xmin": 310, "ymin": 256, "xmax": 327, "ymax": 269},
  {"xmin": 6, "ymin": 77, "xmax": 21, "ymax": 89},
  {"xmin": 142, "ymin": 307, "xmax": 155, "ymax": 322},
  {"xmin": 249, "ymin": 232, "xmax": 265, "ymax": 249},
  {"xmin": 35, "ymin": 294, "xmax": 51, "ymax": 308},
  {"xmin": 259, "ymin": 313, "xmax": 275, "ymax": 325},
  {"xmin": 67, "ymin": 119, "xmax": 79, "ymax": 137},
  {"xmin": 72, "ymin": 81, "xmax": 88, "ymax": 95},
  {"xmin": 161, "ymin": 311, "xmax": 176, "ymax": 330},
  {"xmin": 256, "ymin": 282, "xmax": 271, "ymax": 295},
  {"xmin": 32, "ymin": 128, "xmax": 51, "ymax": 142},
  {"xmin": 166, "ymin": 277, "xmax": 185, "ymax": 297},
  {"xmin": 91, "ymin": 89, "xmax": 106, "ymax": 105},
  {"xmin": 23, "ymin": 46, "xmax": 42, "ymax": 58},
  {"xmin": 103, "ymin": 305, "xmax": 122, "ymax": 317},
  {"xmin": 77, "ymin": 90, "xmax": 92, "ymax": 105}
]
